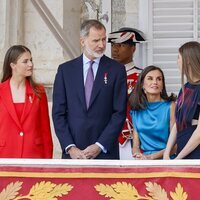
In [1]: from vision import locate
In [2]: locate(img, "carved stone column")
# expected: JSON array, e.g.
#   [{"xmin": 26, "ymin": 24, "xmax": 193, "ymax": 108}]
[
  {"xmin": 63, "ymin": 0, "xmax": 81, "ymax": 56},
  {"xmin": 0, "ymin": 0, "xmax": 24, "ymax": 67}
]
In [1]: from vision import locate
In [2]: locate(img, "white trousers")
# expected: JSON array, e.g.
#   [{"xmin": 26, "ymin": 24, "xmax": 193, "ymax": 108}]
[{"xmin": 119, "ymin": 140, "xmax": 134, "ymax": 160}]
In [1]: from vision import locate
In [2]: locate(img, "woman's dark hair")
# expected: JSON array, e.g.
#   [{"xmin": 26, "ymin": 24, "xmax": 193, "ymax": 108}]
[
  {"xmin": 1, "ymin": 45, "xmax": 43, "ymax": 97},
  {"xmin": 129, "ymin": 65, "xmax": 176, "ymax": 110}
]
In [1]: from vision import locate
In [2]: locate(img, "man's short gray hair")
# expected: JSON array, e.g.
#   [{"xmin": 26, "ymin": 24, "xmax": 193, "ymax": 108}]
[{"xmin": 80, "ymin": 19, "xmax": 106, "ymax": 37}]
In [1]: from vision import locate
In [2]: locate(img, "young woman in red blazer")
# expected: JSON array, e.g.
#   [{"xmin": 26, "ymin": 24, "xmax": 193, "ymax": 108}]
[{"xmin": 0, "ymin": 45, "xmax": 53, "ymax": 158}]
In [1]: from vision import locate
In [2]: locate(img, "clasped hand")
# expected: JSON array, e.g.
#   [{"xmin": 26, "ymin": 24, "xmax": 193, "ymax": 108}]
[
  {"xmin": 68, "ymin": 144, "xmax": 101, "ymax": 159},
  {"xmin": 133, "ymin": 152, "xmax": 154, "ymax": 160}
]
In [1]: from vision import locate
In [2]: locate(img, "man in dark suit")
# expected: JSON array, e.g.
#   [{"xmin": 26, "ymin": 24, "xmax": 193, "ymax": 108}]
[{"xmin": 52, "ymin": 19, "xmax": 127, "ymax": 159}]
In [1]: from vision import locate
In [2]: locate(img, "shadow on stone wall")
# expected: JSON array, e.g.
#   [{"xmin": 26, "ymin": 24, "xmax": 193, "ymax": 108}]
[{"xmin": 48, "ymin": 102, "xmax": 62, "ymax": 158}]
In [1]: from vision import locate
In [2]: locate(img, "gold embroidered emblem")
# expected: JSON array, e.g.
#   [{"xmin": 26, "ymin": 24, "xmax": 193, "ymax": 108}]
[
  {"xmin": 0, "ymin": 181, "xmax": 73, "ymax": 200},
  {"xmin": 95, "ymin": 182, "xmax": 188, "ymax": 200}
]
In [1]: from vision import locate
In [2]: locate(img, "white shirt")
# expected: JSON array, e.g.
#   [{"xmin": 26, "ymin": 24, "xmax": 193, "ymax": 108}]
[{"xmin": 83, "ymin": 54, "xmax": 100, "ymax": 84}]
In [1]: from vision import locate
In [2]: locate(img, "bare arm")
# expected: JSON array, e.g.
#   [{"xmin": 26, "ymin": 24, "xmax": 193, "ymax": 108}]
[
  {"xmin": 162, "ymin": 102, "xmax": 177, "ymax": 159},
  {"xmin": 163, "ymin": 124, "xmax": 177, "ymax": 160},
  {"xmin": 132, "ymin": 128, "xmax": 141, "ymax": 158},
  {"xmin": 169, "ymin": 102, "xmax": 176, "ymax": 131}
]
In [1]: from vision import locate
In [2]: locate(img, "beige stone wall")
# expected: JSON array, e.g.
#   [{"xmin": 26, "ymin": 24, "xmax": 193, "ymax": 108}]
[
  {"xmin": 24, "ymin": 0, "xmax": 65, "ymax": 86},
  {"xmin": 48, "ymin": 103, "xmax": 62, "ymax": 158},
  {"xmin": 0, "ymin": 0, "xmax": 82, "ymax": 86},
  {"xmin": 112, "ymin": 0, "xmax": 138, "ymax": 31}
]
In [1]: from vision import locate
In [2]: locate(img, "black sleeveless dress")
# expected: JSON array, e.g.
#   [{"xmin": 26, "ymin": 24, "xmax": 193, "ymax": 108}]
[{"xmin": 176, "ymin": 82, "xmax": 200, "ymax": 159}]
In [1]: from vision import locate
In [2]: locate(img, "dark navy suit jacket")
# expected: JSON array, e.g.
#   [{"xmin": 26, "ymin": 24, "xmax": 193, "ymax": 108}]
[{"xmin": 52, "ymin": 54, "xmax": 127, "ymax": 159}]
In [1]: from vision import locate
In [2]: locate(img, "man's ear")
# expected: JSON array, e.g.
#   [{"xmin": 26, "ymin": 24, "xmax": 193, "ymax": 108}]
[{"xmin": 80, "ymin": 37, "xmax": 85, "ymax": 47}]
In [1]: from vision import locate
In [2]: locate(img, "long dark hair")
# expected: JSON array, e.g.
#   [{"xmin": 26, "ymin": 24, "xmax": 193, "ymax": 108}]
[
  {"xmin": 129, "ymin": 65, "xmax": 176, "ymax": 110},
  {"xmin": 1, "ymin": 45, "xmax": 42, "ymax": 97}
]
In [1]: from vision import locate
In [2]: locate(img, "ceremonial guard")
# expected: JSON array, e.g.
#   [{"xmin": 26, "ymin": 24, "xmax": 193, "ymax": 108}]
[{"xmin": 108, "ymin": 27, "xmax": 145, "ymax": 159}]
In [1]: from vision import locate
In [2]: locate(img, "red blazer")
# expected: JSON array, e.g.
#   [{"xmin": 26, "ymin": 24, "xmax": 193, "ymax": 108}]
[{"xmin": 0, "ymin": 79, "xmax": 53, "ymax": 158}]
